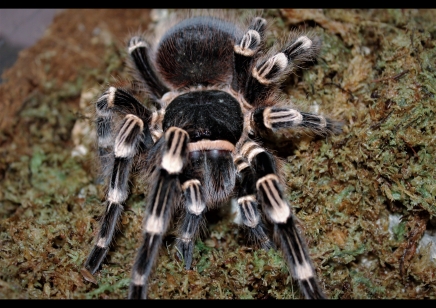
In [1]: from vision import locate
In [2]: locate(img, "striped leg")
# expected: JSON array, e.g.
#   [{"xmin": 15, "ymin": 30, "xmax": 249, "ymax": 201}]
[
  {"xmin": 95, "ymin": 87, "xmax": 116, "ymax": 173},
  {"xmin": 233, "ymin": 155, "xmax": 274, "ymax": 249},
  {"xmin": 244, "ymin": 34, "xmax": 321, "ymax": 105},
  {"xmin": 232, "ymin": 16, "xmax": 267, "ymax": 93},
  {"xmin": 84, "ymin": 114, "xmax": 145, "ymax": 274},
  {"xmin": 175, "ymin": 179, "xmax": 206, "ymax": 269},
  {"xmin": 240, "ymin": 140, "xmax": 325, "ymax": 299},
  {"xmin": 95, "ymin": 87, "xmax": 154, "ymax": 177},
  {"xmin": 128, "ymin": 36, "xmax": 169, "ymax": 106},
  {"xmin": 129, "ymin": 127, "xmax": 189, "ymax": 299},
  {"xmin": 251, "ymin": 107, "xmax": 342, "ymax": 137}
]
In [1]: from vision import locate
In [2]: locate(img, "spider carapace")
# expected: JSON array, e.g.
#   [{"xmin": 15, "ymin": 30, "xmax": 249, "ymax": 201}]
[{"xmin": 82, "ymin": 11, "xmax": 341, "ymax": 299}]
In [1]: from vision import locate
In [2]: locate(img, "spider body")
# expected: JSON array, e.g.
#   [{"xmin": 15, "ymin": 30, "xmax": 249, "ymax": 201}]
[
  {"xmin": 163, "ymin": 90, "xmax": 243, "ymax": 144},
  {"xmin": 83, "ymin": 11, "xmax": 341, "ymax": 299},
  {"xmin": 157, "ymin": 17, "xmax": 237, "ymax": 88}
]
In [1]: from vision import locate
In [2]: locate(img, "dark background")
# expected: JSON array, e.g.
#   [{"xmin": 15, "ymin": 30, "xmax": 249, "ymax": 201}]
[{"xmin": 0, "ymin": 9, "xmax": 63, "ymax": 83}]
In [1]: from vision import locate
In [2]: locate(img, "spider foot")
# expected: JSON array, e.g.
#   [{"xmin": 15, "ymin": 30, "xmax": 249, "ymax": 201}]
[
  {"xmin": 276, "ymin": 216, "xmax": 325, "ymax": 299},
  {"xmin": 251, "ymin": 224, "xmax": 275, "ymax": 250},
  {"xmin": 176, "ymin": 211, "xmax": 203, "ymax": 270},
  {"xmin": 84, "ymin": 246, "xmax": 109, "ymax": 274},
  {"xmin": 176, "ymin": 238, "xmax": 195, "ymax": 270}
]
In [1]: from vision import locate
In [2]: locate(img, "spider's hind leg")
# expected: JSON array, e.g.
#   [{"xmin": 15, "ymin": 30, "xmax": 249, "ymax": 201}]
[
  {"xmin": 128, "ymin": 36, "xmax": 169, "ymax": 108},
  {"xmin": 244, "ymin": 32, "xmax": 321, "ymax": 106},
  {"xmin": 232, "ymin": 16, "xmax": 267, "ymax": 92},
  {"xmin": 239, "ymin": 139, "xmax": 325, "ymax": 299}
]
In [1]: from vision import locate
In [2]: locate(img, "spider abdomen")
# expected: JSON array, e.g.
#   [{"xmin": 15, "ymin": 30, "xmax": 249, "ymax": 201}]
[
  {"xmin": 156, "ymin": 16, "xmax": 240, "ymax": 88},
  {"xmin": 163, "ymin": 90, "xmax": 243, "ymax": 144}
]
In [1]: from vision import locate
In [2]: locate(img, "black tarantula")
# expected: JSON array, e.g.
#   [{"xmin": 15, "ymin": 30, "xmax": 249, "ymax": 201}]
[{"xmin": 82, "ymin": 10, "xmax": 341, "ymax": 299}]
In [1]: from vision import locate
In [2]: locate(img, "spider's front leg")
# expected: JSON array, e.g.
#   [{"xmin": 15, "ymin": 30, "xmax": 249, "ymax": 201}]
[
  {"xmin": 239, "ymin": 140, "xmax": 325, "ymax": 299},
  {"xmin": 233, "ymin": 154, "xmax": 274, "ymax": 249},
  {"xmin": 83, "ymin": 87, "xmax": 153, "ymax": 276},
  {"xmin": 129, "ymin": 127, "xmax": 189, "ymax": 299},
  {"xmin": 175, "ymin": 178, "xmax": 206, "ymax": 270},
  {"xmin": 175, "ymin": 140, "xmax": 239, "ymax": 270}
]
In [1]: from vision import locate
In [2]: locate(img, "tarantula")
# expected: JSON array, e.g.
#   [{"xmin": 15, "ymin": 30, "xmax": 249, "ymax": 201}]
[{"xmin": 82, "ymin": 10, "xmax": 341, "ymax": 299}]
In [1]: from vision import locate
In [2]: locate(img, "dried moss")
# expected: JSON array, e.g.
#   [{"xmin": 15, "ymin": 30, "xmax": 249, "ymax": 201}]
[{"xmin": 0, "ymin": 9, "xmax": 435, "ymax": 299}]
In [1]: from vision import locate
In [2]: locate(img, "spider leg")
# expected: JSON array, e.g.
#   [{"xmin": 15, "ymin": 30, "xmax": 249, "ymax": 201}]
[
  {"xmin": 240, "ymin": 140, "xmax": 325, "ymax": 299},
  {"xmin": 251, "ymin": 106, "xmax": 342, "ymax": 137},
  {"xmin": 128, "ymin": 36, "xmax": 169, "ymax": 108},
  {"xmin": 233, "ymin": 155, "xmax": 274, "ymax": 249},
  {"xmin": 95, "ymin": 87, "xmax": 154, "ymax": 175},
  {"xmin": 175, "ymin": 140, "xmax": 239, "ymax": 270},
  {"xmin": 232, "ymin": 16, "xmax": 267, "ymax": 92},
  {"xmin": 175, "ymin": 178, "xmax": 206, "ymax": 269},
  {"xmin": 244, "ymin": 33, "xmax": 321, "ymax": 105},
  {"xmin": 129, "ymin": 127, "xmax": 189, "ymax": 299},
  {"xmin": 84, "ymin": 109, "xmax": 147, "ymax": 274}
]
